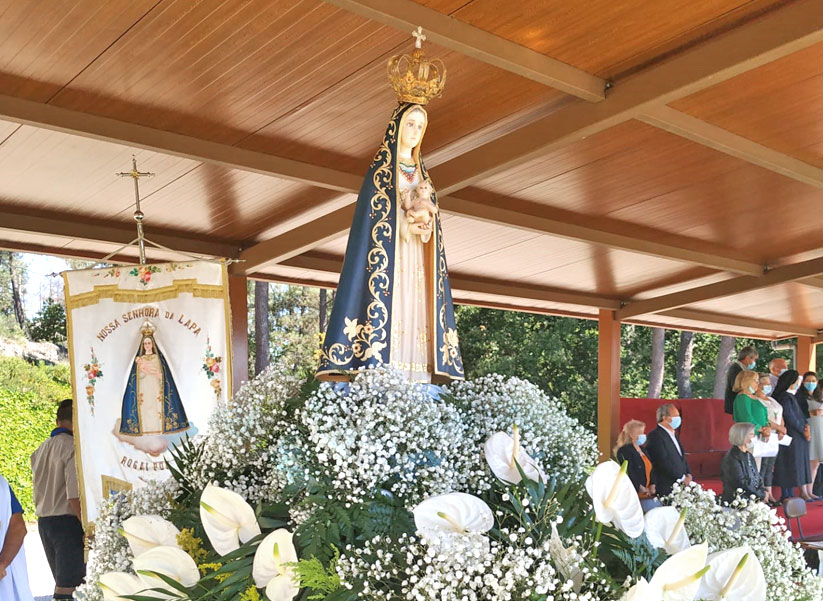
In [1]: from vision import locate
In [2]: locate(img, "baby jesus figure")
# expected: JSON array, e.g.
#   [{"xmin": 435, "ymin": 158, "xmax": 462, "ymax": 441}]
[{"xmin": 399, "ymin": 178, "xmax": 438, "ymax": 243}]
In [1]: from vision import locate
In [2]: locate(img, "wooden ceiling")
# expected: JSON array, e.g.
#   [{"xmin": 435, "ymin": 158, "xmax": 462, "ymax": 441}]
[{"xmin": 1, "ymin": 0, "xmax": 823, "ymax": 340}]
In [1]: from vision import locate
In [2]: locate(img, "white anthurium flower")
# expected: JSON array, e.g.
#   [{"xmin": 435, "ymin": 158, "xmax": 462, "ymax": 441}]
[
  {"xmin": 119, "ymin": 515, "xmax": 181, "ymax": 558},
  {"xmin": 649, "ymin": 542, "xmax": 710, "ymax": 601},
  {"xmin": 585, "ymin": 460, "xmax": 644, "ymax": 538},
  {"xmin": 413, "ymin": 492, "xmax": 494, "ymax": 542},
  {"xmin": 548, "ymin": 523, "xmax": 583, "ymax": 592},
  {"xmin": 133, "ymin": 545, "xmax": 200, "ymax": 597},
  {"xmin": 252, "ymin": 528, "xmax": 299, "ymax": 601},
  {"xmin": 619, "ymin": 578, "xmax": 653, "ymax": 601},
  {"xmin": 199, "ymin": 483, "xmax": 261, "ymax": 555},
  {"xmin": 484, "ymin": 425, "xmax": 547, "ymax": 484},
  {"xmin": 644, "ymin": 506, "xmax": 691, "ymax": 554},
  {"xmin": 696, "ymin": 546, "xmax": 765, "ymax": 601},
  {"xmin": 98, "ymin": 571, "xmax": 144, "ymax": 600}
]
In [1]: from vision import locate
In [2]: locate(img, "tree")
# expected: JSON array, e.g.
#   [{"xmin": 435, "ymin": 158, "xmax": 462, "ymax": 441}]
[
  {"xmin": 254, "ymin": 281, "xmax": 270, "ymax": 375},
  {"xmin": 28, "ymin": 298, "xmax": 67, "ymax": 345},
  {"xmin": 713, "ymin": 336, "xmax": 736, "ymax": 398},
  {"xmin": 647, "ymin": 328, "xmax": 665, "ymax": 398},
  {"xmin": 676, "ymin": 331, "xmax": 695, "ymax": 398},
  {"xmin": 0, "ymin": 252, "xmax": 28, "ymax": 336}
]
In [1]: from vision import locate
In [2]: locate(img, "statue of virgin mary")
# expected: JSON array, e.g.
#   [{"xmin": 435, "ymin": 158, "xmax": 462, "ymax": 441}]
[
  {"xmin": 317, "ymin": 36, "xmax": 463, "ymax": 383},
  {"xmin": 118, "ymin": 320, "xmax": 190, "ymax": 437}
]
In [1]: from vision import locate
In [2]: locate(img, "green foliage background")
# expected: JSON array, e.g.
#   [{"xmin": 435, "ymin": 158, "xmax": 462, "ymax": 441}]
[
  {"xmin": 455, "ymin": 306, "xmax": 795, "ymax": 430},
  {"xmin": 0, "ymin": 357, "xmax": 71, "ymax": 519}
]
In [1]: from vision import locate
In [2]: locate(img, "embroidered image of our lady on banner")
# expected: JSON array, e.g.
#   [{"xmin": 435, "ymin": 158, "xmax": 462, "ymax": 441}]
[
  {"xmin": 113, "ymin": 319, "xmax": 192, "ymax": 456},
  {"xmin": 63, "ymin": 261, "xmax": 232, "ymax": 526}
]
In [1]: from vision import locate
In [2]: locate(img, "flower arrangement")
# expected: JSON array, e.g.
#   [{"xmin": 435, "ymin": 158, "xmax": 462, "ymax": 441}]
[
  {"xmin": 76, "ymin": 364, "xmax": 821, "ymax": 601},
  {"xmin": 83, "ymin": 346, "xmax": 103, "ymax": 415},
  {"xmin": 667, "ymin": 482, "xmax": 823, "ymax": 601}
]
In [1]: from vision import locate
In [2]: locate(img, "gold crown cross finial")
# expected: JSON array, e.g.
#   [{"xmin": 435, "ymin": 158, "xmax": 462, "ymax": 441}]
[
  {"xmin": 412, "ymin": 26, "xmax": 426, "ymax": 49},
  {"xmin": 387, "ymin": 28, "xmax": 446, "ymax": 105}
]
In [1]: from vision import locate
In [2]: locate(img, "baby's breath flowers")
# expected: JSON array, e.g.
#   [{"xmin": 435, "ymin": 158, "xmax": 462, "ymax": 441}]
[
  {"xmin": 668, "ymin": 482, "xmax": 823, "ymax": 601},
  {"xmin": 447, "ymin": 375, "xmax": 597, "ymax": 491}
]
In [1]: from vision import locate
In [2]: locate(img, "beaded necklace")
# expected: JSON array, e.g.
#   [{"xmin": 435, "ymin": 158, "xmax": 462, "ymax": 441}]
[{"xmin": 398, "ymin": 160, "xmax": 417, "ymax": 183}]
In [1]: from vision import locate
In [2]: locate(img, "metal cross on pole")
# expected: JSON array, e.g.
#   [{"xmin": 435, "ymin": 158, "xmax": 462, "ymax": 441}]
[{"xmin": 116, "ymin": 156, "xmax": 155, "ymax": 265}]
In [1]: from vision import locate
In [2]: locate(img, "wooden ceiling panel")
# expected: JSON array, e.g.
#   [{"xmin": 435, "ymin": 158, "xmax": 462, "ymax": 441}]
[
  {"xmin": 0, "ymin": 125, "xmax": 199, "ymax": 219},
  {"xmin": 49, "ymin": 0, "xmax": 412, "ymax": 145},
  {"xmin": 139, "ymin": 164, "xmax": 351, "ymax": 242},
  {"xmin": 687, "ymin": 282, "xmax": 823, "ymax": 330},
  {"xmin": 239, "ymin": 42, "xmax": 561, "ymax": 174},
  {"xmin": 0, "ymin": 0, "xmax": 157, "ymax": 102},
  {"xmin": 413, "ymin": 0, "xmax": 785, "ymax": 77},
  {"xmin": 472, "ymin": 119, "xmax": 823, "ymax": 261},
  {"xmin": 671, "ymin": 42, "xmax": 823, "ymax": 169}
]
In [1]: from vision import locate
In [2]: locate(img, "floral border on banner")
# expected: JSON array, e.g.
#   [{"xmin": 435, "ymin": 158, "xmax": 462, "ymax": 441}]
[
  {"xmin": 202, "ymin": 338, "xmax": 223, "ymax": 399},
  {"xmin": 82, "ymin": 347, "xmax": 103, "ymax": 415}
]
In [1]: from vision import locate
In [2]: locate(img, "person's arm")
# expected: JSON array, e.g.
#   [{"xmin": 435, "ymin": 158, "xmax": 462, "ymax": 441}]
[
  {"xmin": 617, "ymin": 447, "xmax": 643, "ymax": 492},
  {"xmin": 780, "ymin": 397, "xmax": 806, "ymax": 435},
  {"xmin": 0, "ymin": 512, "xmax": 26, "ymax": 580},
  {"xmin": 65, "ymin": 447, "xmax": 82, "ymax": 521}
]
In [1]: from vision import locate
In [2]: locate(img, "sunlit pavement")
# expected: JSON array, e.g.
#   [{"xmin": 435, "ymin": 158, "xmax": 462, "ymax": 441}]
[{"xmin": 24, "ymin": 522, "xmax": 55, "ymax": 600}]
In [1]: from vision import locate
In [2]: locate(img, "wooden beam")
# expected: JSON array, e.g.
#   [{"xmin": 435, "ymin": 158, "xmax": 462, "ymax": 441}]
[
  {"xmin": 232, "ymin": 205, "xmax": 355, "ymax": 274},
  {"xmin": 657, "ymin": 308, "xmax": 819, "ymax": 338},
  {"xmin": 280, "ymin": 252, "xmax": 621, "ymax": 308},
  {"xmin": 639, "ymin": 105, "xmax": 823, "ymax": 189},
  {"xmin": 228, "ymin": 274, "xmax": 249, "ymax": 395},
  {"xmin": 0, "ymin": 207, "xmax": 240, "ymax": 259},
  {"xmin": 617, "ymin": 256, "xmax": 823, "ymax": 320},
  {"xmin": 440, "ymin": 195, "xmax": 763, "ymax": 275},
  {"xmin": 321, "ymin": 0, "xmax": 605, "ymax": 101},
  {"xmin": 0, "ymin": 238, "xmax": 141, "ymax": 266},
  {"xmin": 797, "ymin": 336, "xmax": 817, "ymax": 373},
  {"xmin": 432, "ymin": 0, "xmax": 823, "ymax": 195},
  {"xmin": 597, "ymin": 309, "xmax": 621, "ymax": 461},
  {"xmin": 0, "ymin": 93, "xmax": 363, "ymax": 194}
]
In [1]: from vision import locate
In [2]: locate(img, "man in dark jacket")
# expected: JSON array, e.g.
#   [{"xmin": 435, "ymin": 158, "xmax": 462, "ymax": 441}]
[
  {"xmin": 645, "ymin": 403, "xmax": 692, "ymax": 497},
  {"xmin": 724, "ymin": 345, "xmax": 758, "ymax": 415}
]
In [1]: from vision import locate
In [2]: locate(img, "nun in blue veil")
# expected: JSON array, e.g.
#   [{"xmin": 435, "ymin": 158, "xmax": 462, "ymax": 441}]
[
  {"xmin": 119, "ymin": 321, "xmax": 190, "ymax": 437},
  {"xmin": 317, "ymin": 93, "xmax": 464, "ymax": 384}
]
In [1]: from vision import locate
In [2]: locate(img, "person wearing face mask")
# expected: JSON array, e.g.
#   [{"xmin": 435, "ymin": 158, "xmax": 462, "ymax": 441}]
[
  {"xmin": 720, "ymin": 422, "xmax": 766, "ymax": 504},
  {"xmin": 732, "ymin": 370, "xmax": 771, "ymax": 446},
  {"xmin": 768, "ymin": 358, "xmax": 789, "ymax": 389},
  {"xmin": 724, "ymin": 345, "xmax": 758, "ymax": 415},
  {"xmin": 772, "ymin": 370, "xmax": 814, "ymax": 501},
  {"xmin": 644, "ymin": 403, "xmax": 692, "ymax": 497},
  {"xmin": 756, "ymin": 373, "xmax": 785, "ymax": 505},
  {"xmin": 801, "ymin": 372, "xmax": 823, "ymax": 491},
  {"xmin": 614, "ymin": 420, "xmax": 658, "ymax": 512}
]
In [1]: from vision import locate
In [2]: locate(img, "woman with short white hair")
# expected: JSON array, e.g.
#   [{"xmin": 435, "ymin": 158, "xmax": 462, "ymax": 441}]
[{"xmin": 720, "ymin": 422, "xmax": 766, "ymax": 504}]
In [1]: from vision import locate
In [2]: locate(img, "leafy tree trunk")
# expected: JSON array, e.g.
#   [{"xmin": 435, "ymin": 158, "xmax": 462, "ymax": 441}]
[
  {"xmin": 7, "ymin": 254, "xmax": 28, "ymax": 336},
  {"xmin": 676, "ymin": 331, "xmax": 695, "ymax": 398},
  {"xmin": 647, "ymin": 328, "xmax": 665, "ymax": 398},
  {"xmin": 254, "ymin": 281, "xmax": 270, "ymax": 375},
  {"xmin": 713, "ymin": 336, "xmax": 736, "ymax": 398},
  {"xmin": 319, "ymin": 288, "xmax": 327, "ymax": 333}
]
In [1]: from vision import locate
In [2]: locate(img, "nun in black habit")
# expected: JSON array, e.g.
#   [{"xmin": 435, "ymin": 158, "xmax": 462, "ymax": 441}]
[{"xmin": 773, "ymin": 370, "xmax": 814, "ymax": 500}]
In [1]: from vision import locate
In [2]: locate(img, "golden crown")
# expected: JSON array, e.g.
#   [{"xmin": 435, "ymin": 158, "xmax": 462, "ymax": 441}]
[
  {"xmin": 140, "ymin": 320, "xmax": 156, "ymax": 337},
  {"xmin": 387, "ymin": 27, "xmax": 446, "ymax": 105}
]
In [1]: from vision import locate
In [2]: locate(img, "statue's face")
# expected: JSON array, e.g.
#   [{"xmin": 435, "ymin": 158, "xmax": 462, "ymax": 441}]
[
  {"xmin": 142, "ymin": 337, "xmax": 154, "ymax": 354},
  {"xmin": 400, "ymin": 109, "xmax": 426, "ymax": 150}
]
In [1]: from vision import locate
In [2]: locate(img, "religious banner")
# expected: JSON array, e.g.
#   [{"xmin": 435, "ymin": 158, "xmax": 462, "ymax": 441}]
[{"xmin": 63, "ymin": 261, "xmax": 232, "ymax": 525}]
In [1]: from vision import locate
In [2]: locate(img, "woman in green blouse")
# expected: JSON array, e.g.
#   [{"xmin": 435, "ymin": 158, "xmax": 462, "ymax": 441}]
[{"xmin": 733, "ymin": 370, "xmax": 772, "ymax": 436}]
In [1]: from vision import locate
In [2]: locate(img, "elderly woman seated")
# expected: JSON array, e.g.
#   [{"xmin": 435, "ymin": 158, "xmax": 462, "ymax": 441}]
[{"xmin": 720, "ymin": 422, "xmax": 766, "ymax": 504}]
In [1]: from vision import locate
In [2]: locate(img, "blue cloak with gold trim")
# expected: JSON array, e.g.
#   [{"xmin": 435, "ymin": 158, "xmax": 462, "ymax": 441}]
[
  {"xmin": 317, "ymin": 103, "xmax": 463, "ymax": 383},
  {"xmin": 119, "ymin": 336, "xmax": 190, "ymax": 435}
]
